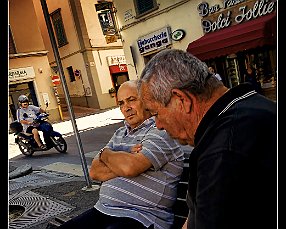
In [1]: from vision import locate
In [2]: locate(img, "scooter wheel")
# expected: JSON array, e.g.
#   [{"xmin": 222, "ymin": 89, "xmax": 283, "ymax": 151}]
[
  {"xmin": 50, "ymin": 136, "xmax": 67, "ymax": 153},
  {"xmin": 18, "ymin": 141, "xmax": 34, "ymax": 156}
]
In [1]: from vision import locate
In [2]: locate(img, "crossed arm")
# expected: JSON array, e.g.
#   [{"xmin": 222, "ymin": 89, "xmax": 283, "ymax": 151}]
[{"xmin": 89, "ymin": 144, "xmax": 152, "ymax": 181}]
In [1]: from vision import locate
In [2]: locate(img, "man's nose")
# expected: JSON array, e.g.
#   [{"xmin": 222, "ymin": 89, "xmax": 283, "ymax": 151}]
[{"xmin": 122, "ymin": 104, "xmax": 131, "ymax": 112}]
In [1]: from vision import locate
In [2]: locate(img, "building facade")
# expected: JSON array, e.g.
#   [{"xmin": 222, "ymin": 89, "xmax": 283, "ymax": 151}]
[
  {"xmin": 9, "ymin": 0, "xmax": 132, "ymax": 125},
  {"xmin": 32, "ymin": 0, "xmax": 131, "ymax": 109},
  {"xmin": 9, "ymin": 0, "xmax": 277, "ymax": 125},
  {"xmin": 113, "ymin": 0, "xmax": 277, "ymax": 101},
  {"xmin": 9, "ymin": 0, "xmax": 61, "ymax": 124}
]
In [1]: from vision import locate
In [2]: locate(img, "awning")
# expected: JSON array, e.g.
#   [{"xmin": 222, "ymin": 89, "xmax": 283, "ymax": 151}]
[{"xmin": 186, "ymin": 13, "xmax": 277, "ymax": 61}]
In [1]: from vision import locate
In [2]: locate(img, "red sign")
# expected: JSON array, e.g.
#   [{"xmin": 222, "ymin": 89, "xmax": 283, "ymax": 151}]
[
  {"xmin": 52, "ymin": 75, "xmax": 61, "ymax": 85},
  {"xmin": 109, "ymin": 64, "xmax": 128, "ymax": 74}
]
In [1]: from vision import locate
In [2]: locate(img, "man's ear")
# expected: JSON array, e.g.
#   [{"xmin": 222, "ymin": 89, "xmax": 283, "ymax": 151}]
[{"xmin": 171, "ymin": 89, "xmax": 192, "ymax": 113}]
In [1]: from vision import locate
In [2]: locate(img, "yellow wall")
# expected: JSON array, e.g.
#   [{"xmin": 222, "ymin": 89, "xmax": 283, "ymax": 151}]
[
  {"xmin": 32, "ymin": 0, "xmax": 126, "ymax": 109},
  {"xmin": 9, "ymin": 0, "xmax": 61, "ymax": 122},
  {"xmin": 9, "ymin": 0, "xmax": 46, "ymax": 53}
]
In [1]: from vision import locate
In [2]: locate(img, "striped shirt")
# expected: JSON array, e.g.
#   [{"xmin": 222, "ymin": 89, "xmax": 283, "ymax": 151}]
[{"xmin": 94, "ymin": 117, "xmax": 185, "ymax": 229}]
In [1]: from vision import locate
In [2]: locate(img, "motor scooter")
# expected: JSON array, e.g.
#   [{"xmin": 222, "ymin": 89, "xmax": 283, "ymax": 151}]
[{"xmin": 9, "ymin": 109, "xmax": 67, "ymax": 156}]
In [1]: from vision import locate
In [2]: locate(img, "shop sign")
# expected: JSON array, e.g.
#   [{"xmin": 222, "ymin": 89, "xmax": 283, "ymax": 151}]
[
  {"xmin": 98, "ymin": 10, "xmax": 117, "ymax": 35},
  {"xmin": 9, "ymin": 66, "xmax": 35, "ymax": 81},
  {"xmin": 109, "ymin": 64, "xmax": 128, "ymax": 74},
  {"xmin": 95, "ymin": 2, "xmax": 113, "ymax": 12},
  {"xmin": 197, "ymin": 0, "xmax": 276, "ymax": 33},
  {"xmin": 171, "ymin": 29, "xmax": 186, "ymax": 41},
  {"xmin": 107, "ymin": 55, "xmax": 126, "ymax": 66},
  {"xmin": 137, "ymin": 27, "xmax": 172, "ymax": 55}
]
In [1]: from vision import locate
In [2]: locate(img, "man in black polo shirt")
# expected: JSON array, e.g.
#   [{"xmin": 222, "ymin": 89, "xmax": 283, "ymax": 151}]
[{"xmin": 138, "ymin": 49, "xmax": 277, "ymax": 229}]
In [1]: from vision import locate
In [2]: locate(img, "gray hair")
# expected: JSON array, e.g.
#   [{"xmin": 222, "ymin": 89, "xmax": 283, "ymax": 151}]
[{"xmin": 138, "ymin": 49, "xmax": 222, "ymax": 106}]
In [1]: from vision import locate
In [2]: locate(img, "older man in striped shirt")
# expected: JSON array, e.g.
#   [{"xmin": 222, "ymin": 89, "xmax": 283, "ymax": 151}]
[{"xmin": 58, "ymin": 80, "xmax": 186, "ymax": 229}]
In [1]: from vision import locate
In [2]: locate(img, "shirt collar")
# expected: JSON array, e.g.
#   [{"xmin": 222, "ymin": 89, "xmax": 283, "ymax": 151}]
[
  {"xmin": 124, "ymin": 116, "xmax": 155, "ymax": 134},
  {"xmin": 194, "ymin": 83, "xmax": 257, "ymax": 145}
]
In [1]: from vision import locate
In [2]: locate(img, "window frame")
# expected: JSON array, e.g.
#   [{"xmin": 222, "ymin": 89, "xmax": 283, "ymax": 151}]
[
  {"xmin": 50, "ymin": 8, "xmax": 69, "ymax": 47},
  {"xmin": 134, "ymin": 0, "xmax": 159, "ymax": 18},
  {"xmin": 67, "ymin": 66, "xmax": 76, "ymax": 82}
]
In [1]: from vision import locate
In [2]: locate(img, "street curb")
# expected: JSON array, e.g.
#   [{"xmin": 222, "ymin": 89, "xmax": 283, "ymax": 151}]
[{"xmin": 9, "ymin": 164, "xmax": 33, "ymax": 180}]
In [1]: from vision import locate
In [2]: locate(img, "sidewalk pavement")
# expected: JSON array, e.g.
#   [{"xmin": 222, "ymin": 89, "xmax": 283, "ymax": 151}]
[
  {"xmin": 60, "ymin": 105, "xmax": 102, "ymax": 121},
  {"xmin": 9, "ymin": 159, "xmax": 102, "ymax": 229},
  {"xmin": 8, "ymin": 105, "xmax": 117, "ymax": 229}
]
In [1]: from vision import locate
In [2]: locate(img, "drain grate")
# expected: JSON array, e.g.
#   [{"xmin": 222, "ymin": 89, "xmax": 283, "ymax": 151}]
[
  {"xmin": 9, "ymin": 170, "xmax": 81, "ymax": 193},
  {"xmin": 9, "ymin": 190, "xmax": 74, "ymax": 229}
]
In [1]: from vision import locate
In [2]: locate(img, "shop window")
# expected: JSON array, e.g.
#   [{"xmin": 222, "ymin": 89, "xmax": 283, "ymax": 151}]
[
  {"xmin": 134, "ymin": 0, "xmax": 158, "ymax": 18},
  {"xmin": 246, "ymin": 49, "xmax": 275, "ymax": 85},
  {"xmin": 50, "ymin": 9, "xmax": 68, "ymax": 47},
  {"xmin": 225, "ymin": 56, "xmax": 240, "ymax": 88},
  {"xmin": 67, "ymin": 66, "xmax": 75, "ymax": 82},
  {"xmin": 9, "ymin": 26, "xmax": 16, "ymax": 54}
]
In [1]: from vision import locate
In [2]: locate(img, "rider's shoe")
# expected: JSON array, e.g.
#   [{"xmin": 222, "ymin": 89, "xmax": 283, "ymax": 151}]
[{"xmin": 39, "ymin": 144, "xmax": 47, "ymax": 150}]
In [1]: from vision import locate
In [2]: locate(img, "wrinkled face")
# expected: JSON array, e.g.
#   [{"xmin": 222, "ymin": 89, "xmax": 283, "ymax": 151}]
[
  {"xmin": 140, "ymin": 82, "xmax": 194, "ymax": 146},
  {"xmin": 117, "ymin": 83, "xmax": 151, "ymax": 129}
]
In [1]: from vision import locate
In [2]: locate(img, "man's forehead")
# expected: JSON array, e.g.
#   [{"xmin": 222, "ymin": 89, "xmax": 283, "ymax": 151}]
[{"xmin": 118, "ymin": 94, "xmax": 137, "ymax": 102}]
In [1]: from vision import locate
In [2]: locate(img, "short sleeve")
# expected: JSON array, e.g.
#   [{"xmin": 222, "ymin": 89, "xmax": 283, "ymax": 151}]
[{"xmin": 140, "ymin": 127, "xmax": 184, "ymax": 171}]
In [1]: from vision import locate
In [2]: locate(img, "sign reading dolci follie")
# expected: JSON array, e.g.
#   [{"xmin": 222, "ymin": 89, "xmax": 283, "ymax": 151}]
[{"xmin": 197, "ymin": 0, "xmax": 276, "ymax": 34}]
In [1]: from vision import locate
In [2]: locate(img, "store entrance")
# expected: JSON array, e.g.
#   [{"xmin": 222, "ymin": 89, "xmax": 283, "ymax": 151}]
[
  {"xmin": 206, "ymin": 47, "xmax": 276, "ymax": 101},
  {"xmin": 111, "ymin": 73, "xmax": 129, "ymax": 93},
  {"xmin": 9, "ymin": 81, "xmax": 38, "ymax": 123}
]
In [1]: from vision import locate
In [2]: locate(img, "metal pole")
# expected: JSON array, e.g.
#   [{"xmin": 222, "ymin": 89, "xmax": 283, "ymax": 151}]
[{"xmin": 40, "ymin": 0, "xmax": 92, "ymax": 188}]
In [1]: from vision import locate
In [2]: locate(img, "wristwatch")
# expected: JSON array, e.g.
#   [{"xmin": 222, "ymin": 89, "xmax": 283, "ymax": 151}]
[{"xmin": 98, "ymin": 148, "xmax": 105, "ymax": 161}]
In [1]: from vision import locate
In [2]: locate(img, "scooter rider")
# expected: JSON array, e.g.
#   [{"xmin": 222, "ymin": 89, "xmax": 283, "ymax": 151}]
[{"xmin": 16, "ymin": 95, "xmax": 47, "ymax": 150}]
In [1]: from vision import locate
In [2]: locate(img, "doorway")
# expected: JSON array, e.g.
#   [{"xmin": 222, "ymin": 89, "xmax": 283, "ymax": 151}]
[
  {"xmin": 8, "ymin": 81, "xmax": 38, "ymax": 123},
  {"xmin": 111, "ymin": 73, "xmax": 129, "ymax": 93}
]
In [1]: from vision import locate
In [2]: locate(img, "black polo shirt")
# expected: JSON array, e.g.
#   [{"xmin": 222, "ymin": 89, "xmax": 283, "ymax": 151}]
[{"xmin": 186, "ymin": 83, "xmax": 277, "ymax": 229}]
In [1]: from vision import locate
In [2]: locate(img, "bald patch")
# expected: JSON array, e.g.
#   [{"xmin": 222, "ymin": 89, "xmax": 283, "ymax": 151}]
[
  {"xmin": 118, "ymin": 80, "xmax": 138, "ymax": 93},
  {"xmin": 121, "ymin": 80, "xmax": 137, "ymax": 88}
]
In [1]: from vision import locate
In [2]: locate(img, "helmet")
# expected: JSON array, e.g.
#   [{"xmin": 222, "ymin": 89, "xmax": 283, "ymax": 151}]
[{"xmin": 18, "ymin": 95, "xmax": 29, "ymax": 103}]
